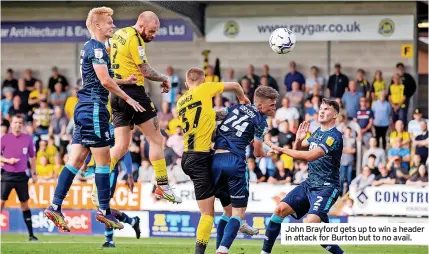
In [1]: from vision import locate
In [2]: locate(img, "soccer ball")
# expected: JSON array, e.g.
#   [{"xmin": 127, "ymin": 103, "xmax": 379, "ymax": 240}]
[{"xmin": 269, "ymin": 28, "xmax": 296, "ymax": 54}]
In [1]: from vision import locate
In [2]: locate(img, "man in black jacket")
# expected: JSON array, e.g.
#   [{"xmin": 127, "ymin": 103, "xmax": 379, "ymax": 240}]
[
  {"xmin": 392, "ymin": 63, "xmax": 416, "ymax": 122},
  {"xmin": 327, "ymin": 63, "xmax": 349, "ymax": 99}
]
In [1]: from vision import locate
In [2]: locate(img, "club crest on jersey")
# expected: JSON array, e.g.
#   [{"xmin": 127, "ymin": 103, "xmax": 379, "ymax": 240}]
[
  {"xmin": 94, "ymin": 48, "xmax": 103, "ymax": 59},
  {"xmin": 326, "ymin": 136, "xmax": 334, "ymax": 147}
]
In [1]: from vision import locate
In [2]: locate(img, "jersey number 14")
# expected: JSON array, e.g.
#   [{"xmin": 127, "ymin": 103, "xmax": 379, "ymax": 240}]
[{"xmin": 220, "ymin": 109, "xmax": 249, "ymax": 137}]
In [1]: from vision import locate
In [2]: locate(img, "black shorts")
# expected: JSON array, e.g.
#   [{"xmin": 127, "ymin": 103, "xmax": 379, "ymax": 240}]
[
  {"xmin": 181, "ymin": 152, "xmax": 231, "ymax": 207},
  {"xmin": 111, "ymin": 85, "xmax": 158, "ymax": 128},
  {"xmin": 1, "ymin": 170, "xmax": 30, "ymax": 202}
]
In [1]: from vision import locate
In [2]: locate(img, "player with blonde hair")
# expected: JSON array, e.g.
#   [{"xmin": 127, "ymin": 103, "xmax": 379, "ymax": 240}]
[{"xmin": 44, "ymin": 6, "xmax": 144, "ymax": 232}]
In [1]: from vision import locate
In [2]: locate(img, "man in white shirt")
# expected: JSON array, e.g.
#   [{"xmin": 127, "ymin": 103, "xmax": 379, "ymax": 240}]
[
  {"xmin": 408, "ymin": 108, "xmax": 429, "ymax": 137},
  {"xmin": 274, "ymin": 96, "xmax": 299, "ymax": 129}
]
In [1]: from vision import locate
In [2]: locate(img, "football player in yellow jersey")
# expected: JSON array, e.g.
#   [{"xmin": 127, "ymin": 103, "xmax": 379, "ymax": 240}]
[
  {"xmin": 106, "ymin": 11, "xmax": 181, "ymax": 203},
  {"xmin": 176, "ymin": 67, "xmax": 251, "ymax": 254}
]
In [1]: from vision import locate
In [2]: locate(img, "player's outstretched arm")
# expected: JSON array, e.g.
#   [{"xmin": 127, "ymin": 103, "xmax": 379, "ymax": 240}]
[
  {"xmin": 223, "ymin": 82, "xmax": 250, "ymax": 104},
  {"xmin": 114, "ymin": 74, "xmax": 138, "ymax": 85},
  {"xmin": 138, "ymin": 63, "xmax": 171, "ymax": 93},
  {"xmin": 293, "ymin": 121, "xmax": 310, "ymax": 150},
  {"xmin": 273, "ymin": 146, "xmax": 325, "ymax": 162},
  {"xmin": 93, "ymin": 64, "xmax": 145, "ymax": 112}
]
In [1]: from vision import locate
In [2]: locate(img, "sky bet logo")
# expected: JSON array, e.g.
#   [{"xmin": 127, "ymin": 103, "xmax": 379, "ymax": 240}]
[
  {"xmin": 32, "ymin": 210, "xmax": 91, "ymax": 233},
  {"xmin": 0, "ymin": 211, "xmax": 9, "ymax": 231}
]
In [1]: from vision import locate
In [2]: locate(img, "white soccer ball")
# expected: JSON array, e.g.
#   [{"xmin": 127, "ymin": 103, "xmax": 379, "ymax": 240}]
[{"xmin": 269, "ymin": 28, "xmax": 296, "ymax": 54}]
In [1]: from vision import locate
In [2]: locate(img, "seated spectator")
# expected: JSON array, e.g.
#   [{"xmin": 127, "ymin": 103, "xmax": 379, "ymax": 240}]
[
  {"xmin": 305, "ymin": 66, "xmax": 324, "ymax": 96},
  {"xmin": 22, "ymin": 68, "xmax": 37, "ymax": 91},
  {"xmin": 413, "ymin": 121, "xmax": 428, "ymax": 163},
  {"xmin": 350, "ymin": 166, "xmax": 375, "ymax": 192},
  {"xmin": 7, "ymin": 95, "xmax": 26, "ymax": 121},
  {"xmin": 342, "ymin": 80, "xmax": 363, "ymax": 120},
  {"xmin": 340, "ymin": 127, "xmax": 356, "ymax": 193},
  {"xmin": 280, "ymin": 151, "xmax": 294, "ymax": 172},
  {"xmin": 28, "ymin": 80, "xmax": 49, "ymax": 107},
  {"xmin": 408, "ymin": 108, "xmax": 429, "ymax": 137},
  {"xmin": 36, "ymin": 155, "xmax": 54, "ymax": 182},
  {"xmin": 50, "ymin": 83, "xmax": 68, "ymax": 108},
  {"xmin": 137, "ymin": 160, "xmax": 154, "ymax": 183},
  {"xmin": 247, "ymin": 157, "xmax": 266, "ymax": 183},
  {"xmin": 355, "ymin": 69, "xmax": 371, "ymax": 99},
  {"xmin": 327, "ymin": 63, "xmax": 349, "ymax": 99},
  {"xmin": 388, "ymin": 137, "xmax": 411, "ymax": 169},
  {"xmin": 14, "ymin": 79, "xmax": 30, "ymax": 113},
  {"xmin": 293, "ymin": 161, "xmax": 308, "ymax": 184},
  {"xmin": 362, "ymin": 137, "xmax": 386, "ymax": 167},
  {"xmin": 52, "ymin": 153, "xmax": 64, "ymax": 178},
  {"xmin": 36, "ymin": 140, "xmax": 48, "ymax": 164},
  {"xmin": 278, "ymin": 121, "xmax": 295, "ymax": 147},
  {"xmin": 165, "ymin": 108, "xmax": 181, "ymax": 136},
  {"xmin": 166, "ymin": 126, "xmax": 184, "ymax": 157},
  {"xmin": 64, "ymin": 87, "xmax": 79, "ymax": 120},
  {"xmin": 2, "ymin": 68, "xmax": 18, "ymax": 95},
  {"xmin": 284, "ymin": 61, "xmax": 305, "ymax": 92},
  {"xmin": 388, "ymin": 74, "xmax": 406, "ymax": 123},
  {"xmin": 33, "ymin": 98, "xmax": 53, "ymax": 135},
  {"xmin": 372, "ymin": 90, "xmax": 391, "ymax": 149},
  {"xmin": 336, "ymin": 113, "xmax": 361, "ymax": 139},
  {"xmin": 355, "ymin": 97, "xmax": 374, "ymax": 148},
  {"xmin": 267, "ymin": 160, "xmax": 292, "ymax": 184},
  {"xmin": 406, "ymin": 165, "xmax": 428, "ymax": 186},
  {"xmin": 390, "ymin": 120, "xmax": 411, "ymax": 148},
  {"xmin": 370, "ymin": 70, "xmax": 386, "ymax": 103},
  {"xmin": 258, "ymin": 154, "xmax": 276, "ymax": 179},
  {"xmin": 241, "ymin": 78, "xmax": 254, "ymax": 103},
  {"xmin": 158, "ymin": 101, "xmax": 173, "ymax": 130},
  {"xmin": 48, "ymin": 66, "xmax": 69, "ymax": 93},
  {"xmin": 1, "ymin": 91, "xmax": 13, "ymax": 117},
  {"xmin": 372, "ymin": 163, "xmax": 395, "ymax": 186},
  {"xmin": 205, "ymin": 65, "xmax": 219, "ymax": 82},
  {"xmin": 242, "ymin": 64, "xmax": 260, "ymax": 93},
  {"xmin": 213, "ymin": 93, "xmax": 225, "ymax": 111},
  {"xmin": 339, "ymin": 198, "xmax": 355, "ymax": 216},
  {"xmin": 46, "ymin": 136, "xmax": 58, "ymax": 164},
  {"xmin": 274, "ymin": 96, "xmax": 299, "ymax": 129},
  {"xmin": 49, "ymin": 106, "xmax": 68, "ymax": 136},
  {"xmin": 304, "ymin": 98, "xmax": 317, "ymax": 122},
  {"xmin": 286, "ymin": 81, "xmax": 304, "ymax": 112},
  {"xmin": 409, "ymin": 154, "xmax": 422, "ymax": 177},
  {"xmin": 169, "ymin": 158, "xmax": 190, "ymax": 184},
  {"xmin": 261, "ymin": 64, "xmax": 279, "ymax": 92},
  {"xmin": 394, "ymin": 166, "xmax": 409, "ymax": 184}
]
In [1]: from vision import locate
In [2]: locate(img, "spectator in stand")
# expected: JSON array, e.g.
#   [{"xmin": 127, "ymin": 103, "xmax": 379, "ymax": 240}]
[
  {"xmin": 327, "ymin": 63, "xmax": 349, "ymax": 99},
  {"xmin": 32, "ymin": 98, "xmax": 53, "ymax": 135},
  {"xmin": 158, "ymin": 102, "xmax": 173, "ymax": 131},
  {"xmin": 406, "ymin": 164, "xmax": 428, "ymax": 186},
  {"xmin": 371, "ymin": 90, "xmax": 391, "ymax": 149},
  {"xmin": 355, "ymin": 69, "xmax": 371, "ymax": 99},
  {"xmin": 355, "ymin": 97, "xmax": 374, "ymax": 148},
  {"xmin": 247, "ymin": 157, "xmax": 266, "ymax": 183},
  {"xmin": 286, "ymin": 81, "xmax": 304, "ymax": 113},
  {"xmin": 48, "ymin": 66, "xmax": 69, "ymax": 93},
  {"xmin": 64, "ymin": 87, "xmax": 78, "ymax": 120},
  {"xmin": 413, "ymin": 121, "xmax": 428, "ymax": 164},
  {"xmin": 387, "ymin": 137, "xmax": 411, "ymax": 170},
  {"xmin": 393, "ymin": 63, "xmax": 416, "ymax": 119},
  {"xmin": 221, "ymin": 68, "xmax": 238, "ymax": 103},
  {"xmin": 165, "ymin": 108, "xmax": 181, "ymax": 136},
  {"xmin": 293, "ymin": 161, "xmax": 308, "ymax": 184},
  {"xmin": 340, "ymin": 127, "xmax": 356, "ymax": 193},
  {"xmin": 163, "ymin": 66, "xmax": 182, "ymax": 106},
  {"xmin": 339, "ymin": 199, "xmax": 355, "ymax": 216},
  {"xmin": 390, "ymin": 158, "xmax": 409, "ymax": 184},
  {"xmin": 372, "ymin": 163, "xmax": 395, "ymax": 186},
  {"xmin": 213, "ymin": 94, "xmax": 225, "ymax": 111},
  {"xmin": 362, "ymin": 137, "xmax": 386, "ymax": 167},
  {"xmin": 370, "ymin": 70, "xmax": 386, "ymax": 103},
  {"xmin": 242, "ymin": 64, "xmax": 260, "ymax": 93},
  {"xmin": 350, "ymin": 166, "xmax": 375, "ymax": 192},
  {"xmin": 241, "ymin": 78, "xmax": 254, "ymax": 103},
  {"xmin": 2, "ymin": 68, "xmax": 18, "ymax": 95},
  {"xmin": 408, "ymin": 154, "xmax": 422, "ymax": 177},
  {"xmin": 205, "ymin": 65, "xmax": 219, "ymax": 82},
  {"xmin": 137, "ymin": 160, "xmax": 154, "ymax": 183},
  {"xmin": 336, "ymin": 113, "xmax": 361, "ymax": 139},
  {"xmin": 28, "ymin": 80, "xmax": 49, "ymax": 109},
  {"xmin": 408, "ymin": 109, "xmax": 429, "ymax": 137},
  {"xmin": 342, "ymin": 80, "xmax": 363, "ymax": 120},
  {"xmin": 278, "ymin": 121, "xmax": 295, "ymax": 148},
  {"xmin": 305, "ymin": 66, "xmax": 324, "ymax": 96},
  {"xmin": 390, "ymin": 120, "xmax": 411, "ymax": 148},
  {"xmin": 46, "ymin": 136, "xmax": 58, "ymax": 164},
  {"xmin": 22, "ymin": 68, "xmax": 37, "ymax": 91},
  {"xmin": 261, "ymin": 64, "xmax": 279, "ymax": 92},
  {"xmin": 14, "ymin": 79, "xmax": 30, "ymax": 113},
  {"xmin": 166, "ymin": 126, "xmax": 184, "ymax": 158},
  {"xmin": 50, "ymin": 83, "xmax": 67, "ymax": 108},
  {"xmin": 274, "ymin": 97, "xmax": 299, "ymax": 129},
  {"xmin": 388, "ymin": 74, "xmax": 406, "ymax": 123},
  {"xmin": 267, "ymin": 160, "xmax": 293, "ymax": 184},
  {"xmin": 1, "ymin": 91, "xmax": 13, "ymax": 117},
  {"xmin": 49, "ymin": 106, "xmax": 68, "ymax": 136},
  {"xmin": 367, "ymin": 154, "xmax": 380, "ymax": 176},
  {"xmin": 304, "ymin": 98, "xmax": 317, "ymax": 122},
  {"xmin": 52, "ymin": 153, "xmax": 64, "ymax": 178},
  {"xmin": 284, "ymin": 61, "xmax": 305, "ymax": 92},
  {"xmin": 6, "ymin": 95, "xmax": 26, "ymax": 121},
  {"xmin": 36, "ymin": 155, "xmax": 54, "ymax": 182},
  {"xmin": 169, "ymin": 158, "xmax": 190, "ymax": 184}
]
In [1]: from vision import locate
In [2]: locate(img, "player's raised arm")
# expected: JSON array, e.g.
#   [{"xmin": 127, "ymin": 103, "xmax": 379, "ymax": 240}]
[
  {"xmin": 223, "ymin": 82, "xmax": 250, "ymax": 104},
  {"xmin": 293, "ymin": 121, "xmax": 310, "ymax": 150}
]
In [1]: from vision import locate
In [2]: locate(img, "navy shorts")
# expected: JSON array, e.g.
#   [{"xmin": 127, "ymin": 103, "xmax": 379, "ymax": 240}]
[
  {"xmin": 212, "ymin": 152, "xmax": 249, "ymax": 208},
  {"xmin": 72, "ymin": 103, "xmax": 113, "ymax": 148},
  {"xmin": 282, "ymin": 180, "xmax": 339, "ymax": 223}
]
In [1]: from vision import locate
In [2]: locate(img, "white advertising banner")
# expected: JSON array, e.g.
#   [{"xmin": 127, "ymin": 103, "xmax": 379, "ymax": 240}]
[
  {"xmin": 351, "ymin": 185, "xmax": 428, "ymax": 217},
  {"xmin": 206, "ymin": 15, "xmax": 414, "ymax": 42},
  {"xmin": 140, "ymin": 183, "xmax": 297, "ymax": 213}
]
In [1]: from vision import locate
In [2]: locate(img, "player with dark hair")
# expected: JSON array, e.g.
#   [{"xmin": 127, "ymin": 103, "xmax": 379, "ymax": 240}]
[
  {"xmin": 44, "ymin": 7, "xmax": 144, "ymax": 232},
  {"xmin": 214, "ymin": 86, "xmax": 279, "ymax": 254},
  {"xmin": 261, "ymin": 98, "xmax": 345, "ymax": 254}
]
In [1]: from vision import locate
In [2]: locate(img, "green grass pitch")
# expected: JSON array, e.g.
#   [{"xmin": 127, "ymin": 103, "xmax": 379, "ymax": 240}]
[{"xmin": 1, "ymin": 233, "xmax": 427, "ymax": 254}]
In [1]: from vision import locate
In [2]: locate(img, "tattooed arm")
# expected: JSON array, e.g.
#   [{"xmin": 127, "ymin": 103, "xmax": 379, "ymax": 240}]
[
  {"xmin": 215, "ymin": 108, "xmax": 228, "ymax": 121},
  {"xmin": 138, "ymin": 63, "xmax": 168, "ymax": 82}
]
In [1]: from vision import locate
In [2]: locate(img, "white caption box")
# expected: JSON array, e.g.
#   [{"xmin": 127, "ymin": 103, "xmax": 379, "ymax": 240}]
[{"xmin": 281, "ymin": 223, "xmax": 428, "ymax": 245}]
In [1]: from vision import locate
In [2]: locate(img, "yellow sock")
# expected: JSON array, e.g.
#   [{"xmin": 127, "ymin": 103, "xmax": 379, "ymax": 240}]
[
  {"xmin": 196, "ymin": 214, "xmax": 214, "ymax": 251},
  {"xmin": 110, "ymin": 157, "xmax": 118, "ymax": 173},
  {"xmin": 152, "ymin": 158, "xmax": 168, "ymax": 185}
]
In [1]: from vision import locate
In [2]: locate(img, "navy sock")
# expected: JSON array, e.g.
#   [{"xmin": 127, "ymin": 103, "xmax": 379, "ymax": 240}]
[
  {"xmin": 119, "ymin": 212, "xmax": 134, "ymax": 225},
  {"xmin": 216, "ymin": 215, "xmax": 230, "ymax": 249},
  {"xmin": 219, "ymin": 216, "xmax": 241, "ymax": 249},
  {"xmin": 321, "ymin": 245, "xmax": 344, "ymax": 254},
  {"xmin": 105, "ymin": 227, "xmax": 113, "ymax": 242},
  {"xmin": 95, "ymin": 166, "xmax": 111, "ymax": 211},
  {"xmin": 262, "ymin": 214, "xmax": 284, "ymax": 254},
  {"xmin": 52, "ymin": 164, "xmax": 78, "ymax": 208}
]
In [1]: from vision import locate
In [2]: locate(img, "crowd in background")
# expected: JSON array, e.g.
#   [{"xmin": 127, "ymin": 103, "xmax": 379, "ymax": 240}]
[{"xmin": 1, "ymin": 61, "xmax": 428, "ymax": 198}]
